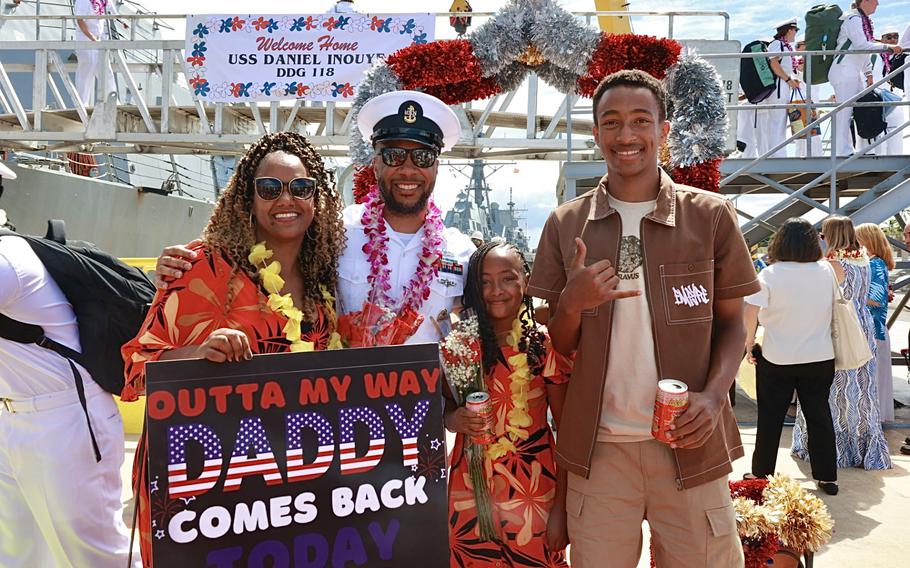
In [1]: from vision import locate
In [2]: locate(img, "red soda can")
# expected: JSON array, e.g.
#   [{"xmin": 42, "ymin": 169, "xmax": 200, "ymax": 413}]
[
  {"xmin": 465, "ymin": 391, "xmax": 496, "ymax": 445},
  {"xmin": 652, "ymin": 379, "xmax": 689, "ymax": 444}
]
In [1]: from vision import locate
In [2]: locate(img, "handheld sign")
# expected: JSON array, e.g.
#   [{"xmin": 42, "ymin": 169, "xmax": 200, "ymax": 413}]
[{"xmin": 145, "ymin": 344, "xmax": 448, "ymax": 567}]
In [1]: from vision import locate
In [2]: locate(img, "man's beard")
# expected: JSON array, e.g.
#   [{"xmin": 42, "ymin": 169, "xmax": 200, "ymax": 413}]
[{"xmin": 378, "ymin": 179, "xmax": 433, "ymax": 215}]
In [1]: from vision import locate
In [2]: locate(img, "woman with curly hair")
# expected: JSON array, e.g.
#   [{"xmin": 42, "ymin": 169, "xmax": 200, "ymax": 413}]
[
  {"xmin": 445, "ymin": 242, "xmax": 570, "ymax": 567},
  {"xmin": 120, "ymin": 131, "xmax": 346, "ymax": 566}
]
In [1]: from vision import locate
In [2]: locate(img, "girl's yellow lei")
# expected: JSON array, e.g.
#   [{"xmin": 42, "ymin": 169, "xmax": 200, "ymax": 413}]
[
  {"xmin": 487, "ymin": 314, "xmax": 534, "ymax": 460},
  {"xmin": 249, "ymin": 242, "xmax": 343, "ymax": 351}
]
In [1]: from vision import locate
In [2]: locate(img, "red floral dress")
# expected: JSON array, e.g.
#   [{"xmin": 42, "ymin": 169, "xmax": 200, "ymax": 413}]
[
  {"xmin": 448, "ymin": 335, "xmax": 571, "ymax": 567},
  {"xmin": 120, "ymin": 244, "xmax": 333, "ymax": 567}
]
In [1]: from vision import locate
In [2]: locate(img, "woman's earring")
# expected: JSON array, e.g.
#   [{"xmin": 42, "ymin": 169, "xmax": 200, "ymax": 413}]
[{"xmin": 249, "ymin": 212, "xmax": 255, "ymax": 230}]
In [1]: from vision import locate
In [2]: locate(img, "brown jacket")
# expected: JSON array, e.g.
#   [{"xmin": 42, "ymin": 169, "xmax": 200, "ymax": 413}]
[{"xmin": 529, "ymin": 169, "xmax": 760, "ymax": 489}]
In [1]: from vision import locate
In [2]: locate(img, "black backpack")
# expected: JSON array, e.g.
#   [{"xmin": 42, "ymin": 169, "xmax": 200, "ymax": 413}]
[
  {"xmin": 852, "ymin": 90, "xmax": 888, "ymax": 141},
  {"xmin": 740, "ymin": 40, "xmax": 776, "ymax": 103},
  {"xmin": 889, "ymin": 53, "xmax": 906, "ymax": 90},
  {"xmin": 0, "ymin": 225, "xmax": 155, "ymax": 396}
]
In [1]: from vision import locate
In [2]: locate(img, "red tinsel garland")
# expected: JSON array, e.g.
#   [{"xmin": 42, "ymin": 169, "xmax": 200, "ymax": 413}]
[
  {"xmin": 576, "ymin": 33, "xmax": 682, "ymax": 97},
  {"xmin": 387, "ymin": 39, "xmax": 486, "ymax": 89},
  {"xmin": 671, "ymin": 158, "xmax": 722, "ymax": 193},
  {"xmin": 352, "ymin": 166, "xmax": 376, "ymax": 204},
  {"xmin": 729, "ymin": 478, "xmax": 770, "ymax": 503}
]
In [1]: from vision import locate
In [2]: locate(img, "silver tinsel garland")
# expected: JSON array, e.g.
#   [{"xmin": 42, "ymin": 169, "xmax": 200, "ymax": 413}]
[
  {"xmin": 530, "ymin": 0, "xmax": 599, "ymax": 76},
  {"xmin": 664, "ymin": 53, "xmax": 728, "ymax": 167},
  {"xmin": 468, "ymin": 1, "xmax": 531, "ymax": 77},
  {"xmin": 349, "ymin": 65, "xmax": 403, "ymax": 166}
]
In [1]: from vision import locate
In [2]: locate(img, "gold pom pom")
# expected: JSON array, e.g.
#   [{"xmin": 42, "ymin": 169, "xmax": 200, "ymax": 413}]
[{"xmin": 763, "ymin": 475, "xmax": 834, "ymax": 553}]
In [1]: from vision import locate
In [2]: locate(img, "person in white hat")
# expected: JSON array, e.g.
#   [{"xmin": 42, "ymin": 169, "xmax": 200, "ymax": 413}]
[
  {"xmin": 470, "ymin": 230, "xmax": 484, "ymax": 248},
  {"xmin": 759, "ymin": 18, "xmax": 801, "ymax": 158},
  {"xmin": 337, "ymin": 90, "xmax": 475, "ymax": 344}
]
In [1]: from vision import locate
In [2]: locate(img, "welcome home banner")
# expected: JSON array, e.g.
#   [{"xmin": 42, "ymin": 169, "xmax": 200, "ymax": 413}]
[
  {"xmin": 145, "ymin": 344, "xmax": 448, "ymax": 567},
  {"xmin": 183, "ymin": 13, "xmax": 434, "ymax": 103}
]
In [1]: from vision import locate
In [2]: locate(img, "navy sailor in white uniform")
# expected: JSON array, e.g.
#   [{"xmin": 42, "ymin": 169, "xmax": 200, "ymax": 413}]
[{"xmin": 338, "ymin": 90, "xmax": 475, "ymax": 343}]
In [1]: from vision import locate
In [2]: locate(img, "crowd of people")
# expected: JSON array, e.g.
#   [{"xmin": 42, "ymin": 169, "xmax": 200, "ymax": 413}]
[{"xmin": 736, "ymin": 2, "xmax": 909, "ymax": 159}]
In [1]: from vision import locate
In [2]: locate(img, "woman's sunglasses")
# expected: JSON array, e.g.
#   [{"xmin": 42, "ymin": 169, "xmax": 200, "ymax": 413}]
[
  {"xmin": 379, "ymin": 147, "xmax": 438, "ymax": 169},
  {"xmin": 253, "ymin": 177, "xmax": 317, "ymax": 201}
]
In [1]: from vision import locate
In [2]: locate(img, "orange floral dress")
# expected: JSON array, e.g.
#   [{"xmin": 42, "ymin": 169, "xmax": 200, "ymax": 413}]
[
  {"xmin": 448, "ymin": 336, "xmax": 571, "ymax": 567},
  {"xmin": 120, "ymin": 244, "xmax": 333, "ymax": 567}
]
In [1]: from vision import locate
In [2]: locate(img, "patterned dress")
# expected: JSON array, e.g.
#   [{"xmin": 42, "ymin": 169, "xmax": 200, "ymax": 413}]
[
  {"xmin": 120, "ymin": 244, "xmax": 334, "ymax": 567},
  {"xmin": 448, "ymin": 336, "xmax": 571, "ymax": 568},
  {"xmin": 792, "ymin": 259, "xmax": 891, "ymax": 470}
]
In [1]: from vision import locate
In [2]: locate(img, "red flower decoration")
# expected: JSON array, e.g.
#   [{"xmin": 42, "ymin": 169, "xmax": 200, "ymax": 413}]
[
  {"xmin": 252, "ymin": 17, "xmax": 269, "ymax": 31},
  {"xmin": 337, "ymin": 82, "xmax": 355, "ymax": 97},
  {"xmin": 304, "ymin": 16, "xmax": 317, "ymax": 30},
  {"xmin": 324, "ymin": 17, "xmax": 338, "ymax": 31},
  {"xmin": 296, "ymin": 84, "xmax": 310, "ymax": 97},
  {"xmin": 186, "ymin": 55, "xmax": 204, "ymax": 67},
  {"xmin": 370, "ymin": 16, "xmax": 384, "ymax": 31},
  {"xmin": 231, "ymin": 17, "xmax": 246, "ymax": 32}
]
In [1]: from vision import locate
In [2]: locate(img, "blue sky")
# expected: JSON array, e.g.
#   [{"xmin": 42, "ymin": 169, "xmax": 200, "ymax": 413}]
[{"xmin": 154, "ymin": 0, "xmax": 910, "ymax": 244}]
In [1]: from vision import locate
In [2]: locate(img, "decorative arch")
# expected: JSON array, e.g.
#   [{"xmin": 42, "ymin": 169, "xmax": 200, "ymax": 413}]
[{"xmin": 349, "ymin": 0, "xmax": 728, "ymax": 202}]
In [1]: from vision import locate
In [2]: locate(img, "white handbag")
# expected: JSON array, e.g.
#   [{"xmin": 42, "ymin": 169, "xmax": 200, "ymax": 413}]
[{"xmin": 830, "ymin": 270, "xmax": 873, "ymax": 371}]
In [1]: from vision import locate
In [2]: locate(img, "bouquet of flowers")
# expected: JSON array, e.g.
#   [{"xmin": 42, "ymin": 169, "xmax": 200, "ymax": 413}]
[{"xmin": 439, "ymin": 314, "xmax": 497, "ymax": 541}]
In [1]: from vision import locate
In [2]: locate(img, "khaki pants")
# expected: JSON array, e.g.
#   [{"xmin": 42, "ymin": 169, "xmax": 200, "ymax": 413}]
[{"xmin": 566, "ymin": 440, "xmax": 744, "ymax": 568}]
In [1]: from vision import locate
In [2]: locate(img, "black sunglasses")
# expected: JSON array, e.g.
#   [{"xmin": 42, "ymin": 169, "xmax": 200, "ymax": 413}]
[
  {"xmin": 253, "ymin": 177, "xmax": 317, "ymax": 201},
  {"xmin": 379, "ymin": 147, "xmax": 438, "ymax": 169},
  {"xmin": 882, "ymin": 34, "xmax": 899, "ymax": 40}
]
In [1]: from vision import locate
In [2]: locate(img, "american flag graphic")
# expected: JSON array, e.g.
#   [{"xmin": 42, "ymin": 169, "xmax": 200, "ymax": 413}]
[
  {"xmin": 224, "ymin": 417, "xmax": 283, "ymax": 491},
  {"xmin": 286, "ymin": 412, "xmax": 335, "ymax": 482},
  {"xmin": 386, "ymin": 400, "xmax": 430, "ymax": 467},
  {"xmin": 167, "ymin": 424, "xmax": 223, "ymax": 499},
  {"xmin": 339, "ymin": 406, "xmax": 385, "ymax": 475}
]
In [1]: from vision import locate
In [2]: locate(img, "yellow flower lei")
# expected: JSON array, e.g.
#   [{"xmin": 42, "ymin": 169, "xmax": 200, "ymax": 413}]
[
  {"xmin": 486, "ymin": 314, "xmax": 534, "ymax": 461},
  {"xmin": 248, "ymin": 242, "xmax": 343, "ymax": 352}
]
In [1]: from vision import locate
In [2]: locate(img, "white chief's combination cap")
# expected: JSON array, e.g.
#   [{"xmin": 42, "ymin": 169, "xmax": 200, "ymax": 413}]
[
  {"xmin": 774, "ymin": 18, "xmax": 799, "ymax": 31},
  {"xmin": 357, "ymin": 90, "xmax": 461, "ymax": 152}
]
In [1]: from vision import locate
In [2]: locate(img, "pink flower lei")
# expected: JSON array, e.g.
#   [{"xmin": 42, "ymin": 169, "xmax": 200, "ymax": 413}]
[
  {"xmin": 360, "ymin": 184, "xmax": 444, "ymax": 313},
  {"xmin": 857, "ymin": 9, "xmax": 891, "ymax": 72}
]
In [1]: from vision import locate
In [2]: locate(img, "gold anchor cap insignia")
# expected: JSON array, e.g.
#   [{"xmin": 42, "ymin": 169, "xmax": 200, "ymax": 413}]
[{"xmin": 403, "ymin": 103, "xmax": 418, "ymax": 124}]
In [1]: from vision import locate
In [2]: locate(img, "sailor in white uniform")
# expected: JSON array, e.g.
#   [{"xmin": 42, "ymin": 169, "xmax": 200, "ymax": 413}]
[
  {"xmin": 869, "ymin": 29, "xmax": 906, "ymax": 155},
  {"xmin": 762, "ymin": 18, "xmax": 801, "ymax": 158},
  {"xmin": 74, "ymin": 0, "xmax": 119, "ymax": 105},
  {"xmin": 339, "ymin": 91, "xmax": 475, "ymax": 344},
  {"xmin": 0, "ymin": 180, "xmax": 138, "ymax": 566},
  {"xmin": 828, "ymin": 0, "xmax": 902, "ymax": 156}
]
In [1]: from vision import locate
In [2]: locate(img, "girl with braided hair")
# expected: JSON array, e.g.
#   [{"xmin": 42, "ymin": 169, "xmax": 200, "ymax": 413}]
[
  {"xmin": 445, "ymin": 242, "xmax": 571, "ymax": 567},
  {"xmin": 121, "ymin": 131, "xmax": 346, "ymax": 566}
]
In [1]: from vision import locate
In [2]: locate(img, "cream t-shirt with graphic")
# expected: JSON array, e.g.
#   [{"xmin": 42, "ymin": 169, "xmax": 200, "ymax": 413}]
[{"xmin": 598, "ymin": 194, "xmax": 660, "ymax": 442}]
